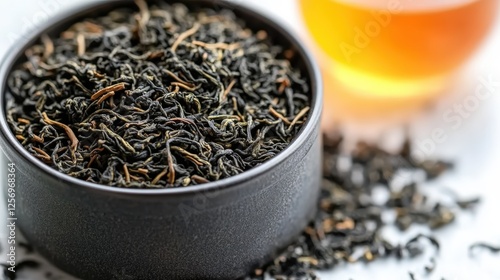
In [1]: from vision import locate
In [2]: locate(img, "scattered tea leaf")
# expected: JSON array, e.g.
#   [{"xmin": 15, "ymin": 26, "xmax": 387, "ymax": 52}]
[{"xmin": 469, "ymin": 242, "xmax": 500, "ymax": 256}]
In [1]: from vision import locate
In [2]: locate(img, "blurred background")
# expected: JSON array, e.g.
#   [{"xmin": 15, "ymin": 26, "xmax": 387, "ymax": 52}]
[{"xmin": 1, "ymin": 0, "xmax": 500, "ymax": 279}]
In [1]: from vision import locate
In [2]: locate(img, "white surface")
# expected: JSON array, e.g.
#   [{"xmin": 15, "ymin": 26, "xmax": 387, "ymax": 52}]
[{"xmin": 1, "ymin": 1, "xmax": 500, "ymax": 280}]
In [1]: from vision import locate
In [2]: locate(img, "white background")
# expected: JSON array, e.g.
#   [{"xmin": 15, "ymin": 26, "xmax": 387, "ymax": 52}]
[{"xmin": 1, "ymin": 1, "xmax": 500, "ymax": 280}]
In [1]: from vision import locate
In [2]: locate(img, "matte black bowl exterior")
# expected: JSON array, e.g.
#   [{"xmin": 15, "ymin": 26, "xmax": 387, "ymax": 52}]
[{"xmin": 0, "ymin": 1, "xmax": 323, "ymax": 279}]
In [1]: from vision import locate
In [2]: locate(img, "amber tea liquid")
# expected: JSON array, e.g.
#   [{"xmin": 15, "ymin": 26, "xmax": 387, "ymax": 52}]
[{"xmin": 300, "ymin": 0, "xmax": 497, "ymax": 97}]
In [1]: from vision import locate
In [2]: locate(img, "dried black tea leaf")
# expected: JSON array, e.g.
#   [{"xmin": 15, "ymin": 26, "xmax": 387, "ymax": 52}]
[
  {"xmin": 469, "ymin": 242, "xmax": 500, "ymax": 256},
  {"xmin": 455, "ymin": 197, "xmax": 481, "ymax": 210},
  {"xmin": 19, "ymin": 242, "xmax": 34, "ymax": 253},
  {"xmin": 2, "ymin": 260, "xmax": 41, "ymax": 280},
  {"xmin": 2, "ymin": 264, "xmax": 15, "ymax": 280},
  {"xmin": 419, "ymin": 160, "xmax": 454, "ymax": 180}
]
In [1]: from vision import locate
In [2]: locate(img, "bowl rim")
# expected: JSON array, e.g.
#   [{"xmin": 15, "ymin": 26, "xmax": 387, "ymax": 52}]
[{"xmin": 0, "ymin": 0, "xmax": 323, "ymax": 196}]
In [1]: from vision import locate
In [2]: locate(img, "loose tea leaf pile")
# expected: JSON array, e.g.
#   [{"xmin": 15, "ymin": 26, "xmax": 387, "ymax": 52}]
[
  {"xmin": 244, "ymin": 134, "xmax": 481, "ymax": 280},
  {"xmin": 6, "ymin": 0, "xmax": 310, "ymax": 188}
]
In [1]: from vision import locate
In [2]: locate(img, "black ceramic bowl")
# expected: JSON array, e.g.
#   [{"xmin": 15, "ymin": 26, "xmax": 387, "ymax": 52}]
[{"xmin": 0, "ymin": 1, "xmax": 322, "ymax": 279}]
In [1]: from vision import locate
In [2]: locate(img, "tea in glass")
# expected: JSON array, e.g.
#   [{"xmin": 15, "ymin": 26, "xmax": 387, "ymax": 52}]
[{"xmin": 300, "ymin": 0, "xmax": 498, "ymax": 97}]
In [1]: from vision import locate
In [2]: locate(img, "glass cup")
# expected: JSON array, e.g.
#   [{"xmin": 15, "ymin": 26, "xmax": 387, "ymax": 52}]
[{"xmin": 299, "ymin": 0, "xmax": 498, "ymax": 121}]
